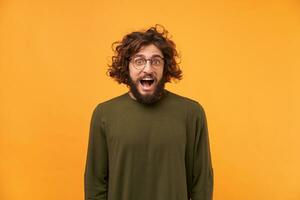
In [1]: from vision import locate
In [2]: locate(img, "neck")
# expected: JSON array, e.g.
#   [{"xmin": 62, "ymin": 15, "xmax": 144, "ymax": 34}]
[{"xmin": 128, "ymin": 90, "xmax": 166, "ymax": 101}]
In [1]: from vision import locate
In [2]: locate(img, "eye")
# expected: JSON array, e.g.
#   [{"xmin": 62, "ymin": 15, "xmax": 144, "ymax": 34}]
[
  {"xmin": 134, "ymin": 58, "xmax": 145, "ymax": 66},
  {"xmin": 151, "ymin": 58, "xmax": 162, "ymax": 66}
]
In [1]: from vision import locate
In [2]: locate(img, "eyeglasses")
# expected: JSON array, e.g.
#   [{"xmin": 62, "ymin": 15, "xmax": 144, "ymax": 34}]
[{"xmin": 130, "ymin": 56, "xmax": 164, "ymax": 70}]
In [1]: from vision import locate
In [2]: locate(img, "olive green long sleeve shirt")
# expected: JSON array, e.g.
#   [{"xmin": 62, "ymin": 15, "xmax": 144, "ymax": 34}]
[{"xmin": 84, "ymin": 90, "xmax": 214, "ymax": 200}]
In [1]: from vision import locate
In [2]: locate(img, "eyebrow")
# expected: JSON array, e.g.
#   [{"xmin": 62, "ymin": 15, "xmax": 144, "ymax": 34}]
[{"xmin": 133, "ymin": 54, "xmax": 164, "ymax": 59}]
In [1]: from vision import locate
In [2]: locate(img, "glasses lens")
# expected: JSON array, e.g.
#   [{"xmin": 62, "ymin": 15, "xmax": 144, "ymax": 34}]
[
  {"xmin": 133, "ymin": 58, "xmax": 146, "ymax": 69},
  {"xmin": 151, "ymin": 58, "xmax": 163, "ymax": 67}
]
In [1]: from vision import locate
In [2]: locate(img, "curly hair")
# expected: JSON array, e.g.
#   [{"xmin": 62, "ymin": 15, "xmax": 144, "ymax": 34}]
[{"xmin": 107, "ymin": 24, "xmax": 182, "ymax": 85}]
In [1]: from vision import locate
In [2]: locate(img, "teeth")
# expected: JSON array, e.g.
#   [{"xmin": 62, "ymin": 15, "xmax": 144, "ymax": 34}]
[{"xmin": 142, "ymin": 77, "xmax": 154, "ymax": 80}]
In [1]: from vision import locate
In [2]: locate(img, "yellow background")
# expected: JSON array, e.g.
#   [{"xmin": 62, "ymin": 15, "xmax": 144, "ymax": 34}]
[{"xmin": 1, "ymin": 0, "xmax": 299, "ymax": 199}]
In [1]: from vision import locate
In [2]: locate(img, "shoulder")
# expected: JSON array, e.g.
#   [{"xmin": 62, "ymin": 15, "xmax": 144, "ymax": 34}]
[
  {"xmin": 167, "ymin": 90, "xmax": 205, "ymax": 114},
  {"xmin": 91, "ymin": 92, "xmax": 128, "ymax": 115}
]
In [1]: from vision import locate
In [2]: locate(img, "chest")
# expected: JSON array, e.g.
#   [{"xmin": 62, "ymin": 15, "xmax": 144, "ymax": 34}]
[{"xmin": 105, "ymin": 110, "xmax": 187, "ymax": 152}]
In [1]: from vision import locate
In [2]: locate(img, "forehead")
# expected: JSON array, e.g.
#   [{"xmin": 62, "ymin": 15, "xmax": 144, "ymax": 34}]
[{"xmin": 134, "ymin": 44, "xmax": 163, "ymax": 57}]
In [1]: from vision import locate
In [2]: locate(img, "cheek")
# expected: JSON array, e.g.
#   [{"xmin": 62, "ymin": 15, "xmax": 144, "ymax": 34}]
[{"xmin": 157, "ymin": 68, "xmax": 164, "ymax": 79}]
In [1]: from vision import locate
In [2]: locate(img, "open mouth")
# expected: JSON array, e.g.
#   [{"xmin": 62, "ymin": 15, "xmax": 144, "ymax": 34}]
[
  {"xmin": 139, "ymin": 78, "xmax": 155, "ymax": 91},
  {"xmin": 140, "ymin": 79, "xmax": 154, "ymax": 87}
]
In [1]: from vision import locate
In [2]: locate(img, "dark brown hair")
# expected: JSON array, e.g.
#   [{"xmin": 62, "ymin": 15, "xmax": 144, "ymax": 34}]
[{"xmin": 107, "ymin": 24, "xmax": 182, "ymax": 85}]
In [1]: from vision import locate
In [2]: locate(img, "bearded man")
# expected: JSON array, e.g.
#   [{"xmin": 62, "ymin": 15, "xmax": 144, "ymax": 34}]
[{"xmin": 84, "ymin": 25, "xmax": 214, "ymax": 200}]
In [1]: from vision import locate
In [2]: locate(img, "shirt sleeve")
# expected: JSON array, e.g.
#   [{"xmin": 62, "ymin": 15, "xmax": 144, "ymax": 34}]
[
  {"xmin": 190, "ymin": 103, "xmax": 214, "ymax": 200},
  {"xmin": 84, "ymin": 104, "xmax": 109, "ymax": 200}
]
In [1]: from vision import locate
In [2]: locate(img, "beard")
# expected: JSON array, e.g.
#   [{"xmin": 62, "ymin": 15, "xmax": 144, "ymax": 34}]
[{"xmin": 128, "ymin": 76, "xmax": 166, "ymax": 105}]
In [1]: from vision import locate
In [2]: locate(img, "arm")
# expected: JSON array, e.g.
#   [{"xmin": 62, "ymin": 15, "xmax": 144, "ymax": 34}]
[
  {"xmin": 190, "ymin": 104, "xmax": 214, "ymax": 200},
  {"xmin": 84, "ymin": 104, "xmax": 109, "ymax": 200}
]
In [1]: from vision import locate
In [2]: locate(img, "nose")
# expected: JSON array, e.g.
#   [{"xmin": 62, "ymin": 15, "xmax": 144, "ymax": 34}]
[{"xmin": 142, "ymin": 60, "xmax": 153, "ymax": 73}]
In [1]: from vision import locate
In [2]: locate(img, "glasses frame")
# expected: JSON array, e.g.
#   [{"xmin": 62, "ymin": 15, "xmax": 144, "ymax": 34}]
[{"xmin": 130, "ymin": 56, "xmax": 165, "ymax": 70}]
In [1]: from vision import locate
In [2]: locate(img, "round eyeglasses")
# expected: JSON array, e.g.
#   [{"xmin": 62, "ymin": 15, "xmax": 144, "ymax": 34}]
[{"xmin": 130, "ymin": 56, "xmax": 164, "ymax": 70}]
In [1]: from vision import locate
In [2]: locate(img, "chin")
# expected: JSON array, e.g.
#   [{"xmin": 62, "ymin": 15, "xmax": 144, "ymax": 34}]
[
  {"xmin": 128, "ymin": 77, "xmax": 166, "ymax": 105},
  {"xmin": 138, "ymin": 87, "xmax": 156, "ymax": 96}
]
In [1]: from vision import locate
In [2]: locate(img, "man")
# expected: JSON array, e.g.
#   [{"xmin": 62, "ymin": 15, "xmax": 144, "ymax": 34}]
[{"xmin": 84, "ymin": 25, "xmax": 214, "ymax": 200}]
